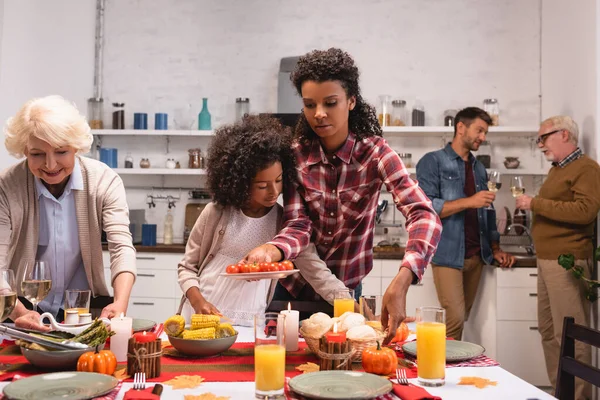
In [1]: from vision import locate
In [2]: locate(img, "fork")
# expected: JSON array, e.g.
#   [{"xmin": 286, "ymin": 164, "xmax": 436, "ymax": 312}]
[
  {"xmin": 133, "ymin": 372, "xmax": 147, "ymax": 390},
  {"xmin": 396, "ymin": 368, "xmax": 409, "ymax": 386}
]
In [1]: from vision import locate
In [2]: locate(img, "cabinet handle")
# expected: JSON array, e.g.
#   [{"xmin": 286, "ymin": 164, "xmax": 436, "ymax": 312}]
[
  {"xmin": 415, "ymin": 283, "xmax": 424, "ymax": 287},
  {"xmin": 133, "ymin": 302, "xmax": 155, "ymax": 306},
  {"xmin": 529, "ymin": 293, "xmax": 537, "ymax": 297},
  {"xmin": 529, "ymin": 273, "xmax": 538, "ymax": 277},
  {"xmin": 138, "ymin": 273, "xmax": 156, "ymax": 278},
  {"xmin": 136, "ymin": 256, "xmax": 156, "ymax": 260},
  {"xmin": 529, "ymin": 326, "xmax": 539, "ymax": 331}
]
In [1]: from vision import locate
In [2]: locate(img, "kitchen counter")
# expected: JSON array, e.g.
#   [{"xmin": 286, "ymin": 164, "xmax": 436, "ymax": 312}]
[{"xmin": 102, "ymin": 243, "xmax": 186, "ymax": 253}]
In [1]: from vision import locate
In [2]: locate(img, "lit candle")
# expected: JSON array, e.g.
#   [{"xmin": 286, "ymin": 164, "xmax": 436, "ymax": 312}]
[
  {"xmin": 132, "ymin": 330, "xmax": 157, "ymax": 343},
  {"xmin": 326, "ymin": 322, "xmax": 346, "ymax": 343},
  {"xmin": 280, "ymin": 302, "xmax": 299, "ymax": 351},
  {"xmin": 110, "ymin": 313, "xmax": 133, "ymax": 362}
]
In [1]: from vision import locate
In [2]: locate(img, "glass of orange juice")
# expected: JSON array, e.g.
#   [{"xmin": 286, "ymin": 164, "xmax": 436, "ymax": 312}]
[
  {"xmin": 359, "ymin": 295, "xmax": 383, "ymax": 332},
  {"xmin": 333, "ymin": 288, "xmax": 355, "ymax": 317},
  {"xmin": 416, "ymin": 306, "xmax": 446, "ymax": 387},
  {"xmin": 63, "ymin": 289, "xmax": 91, "ymax": 322},
  {"xmin": 254, "ymin": 312, "xmax": 286, "ymax": 399}
]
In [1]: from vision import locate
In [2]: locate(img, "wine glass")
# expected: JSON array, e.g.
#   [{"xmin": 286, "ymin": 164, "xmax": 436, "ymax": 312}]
[
  {"xmin": 0, "ymin": 270, "xmax": 17, "ymax": 323},
  {"xmin": 511, "ymin": 176, "xmax": 526, "ymax": 215},
  {"xmin": 486, "ymin": 170, "xmax": 501, "ymax": 210},
  {"xmin": 21, "ymin": 261, "xmax": 52, "ymax": 313}
]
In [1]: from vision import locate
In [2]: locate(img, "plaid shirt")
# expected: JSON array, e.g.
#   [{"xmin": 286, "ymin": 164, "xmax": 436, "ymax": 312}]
[
  {"xmin": 554, "ymin": 147, "xmax": 583, "ymax": 168},
  {"xmin": 269, "ymin": 132, "xmax": 442, "ymax": 297}
]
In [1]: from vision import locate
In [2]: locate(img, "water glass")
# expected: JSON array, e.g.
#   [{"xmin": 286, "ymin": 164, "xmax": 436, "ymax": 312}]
[
  {"xmin": 333, "ymin": 288, "xmax": 354, "ymax": 318},
  {"xmin": 416, "ymin": 306, "xmax": 446, "ymax": 387},
  {"xmin": 359, "ymin": 295, "xmax": 383, "ymax": 332},
  {"xmin": 63, "ymin": 289, "xmax": 91, "ymax": 322},
  {"xmin": 0, "ymin": 270, "xmax": 16, "ymax": 322},
  {"xmin": 254, "ymin": 312, "xmax": 286, "ymax": 399}
]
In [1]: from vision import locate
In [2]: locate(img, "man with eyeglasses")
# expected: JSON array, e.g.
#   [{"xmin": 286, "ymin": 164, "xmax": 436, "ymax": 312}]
[{"xmin": 516, "ymin": 115, "xmax": 600, "ymax": 399}]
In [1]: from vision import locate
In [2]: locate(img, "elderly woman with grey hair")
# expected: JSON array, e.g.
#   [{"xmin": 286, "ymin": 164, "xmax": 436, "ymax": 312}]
[{"xmin": 0, "ymin": 95, "xmax": 136, "ymax": 331}]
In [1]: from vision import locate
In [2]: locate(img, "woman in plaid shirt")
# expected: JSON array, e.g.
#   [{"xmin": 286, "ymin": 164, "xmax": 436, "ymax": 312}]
[{"xmin": 245, "ymin": 48, "xmax": 442, "ymax": 343}]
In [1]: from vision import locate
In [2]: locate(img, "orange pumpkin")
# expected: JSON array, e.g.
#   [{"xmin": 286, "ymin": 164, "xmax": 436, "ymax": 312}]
[
  {"xmin": 391, "ymin": 322, "xmax": 410, "ymax": 343},
  {"xmin": 361, "ymin": 341, "xmax": 398, "ymax": 376},
  {"xmin": 77, "ymin": 348, "xmax": 117, "ymax": 375}
]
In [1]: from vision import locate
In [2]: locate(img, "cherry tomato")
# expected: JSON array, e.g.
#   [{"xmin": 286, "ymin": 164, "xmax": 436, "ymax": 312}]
[
  {"xmin": 226, "ymin": 264, "xmax": 240, "ymax": 274},
  {"xmin": 239, "ymin": 263, "xmax": 250, "ymax": 273},
  {"xmin": 281, "ymin": 260, "xmax": 294, "ymax": 271},
  {"xmin": 259, "ymin": 262, "xmax": 270, "ymax": 272},
  {"xmin": 267, "ymin": 263, "xmax": 279, "ymax": 272},
  {"xmin": 277, "ymin": 262, "xmax": 287, "ymax": 271},
  {"xmin": 248, "ymin": 263, "xmax": 261, "ymax": 273}
]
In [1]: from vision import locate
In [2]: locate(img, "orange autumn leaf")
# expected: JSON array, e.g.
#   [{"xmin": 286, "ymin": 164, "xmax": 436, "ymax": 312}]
[
  {"xmin": 184, "ymin": 394, "xmax": 230, "ymax": 400},
  {"xmin": 458, "ymin": 376, "xmax": 498, "ymax": 389},
  {"xmin": 296, "ymin": 362, "xmax": 319, "ymax": 374},
  {"xmin": 113, "ymin": 367, "xmax": 130, "ymax": 380},
  {"xmin": 164, "ymin": 375, "xmax": 206, "ymax": 389}
]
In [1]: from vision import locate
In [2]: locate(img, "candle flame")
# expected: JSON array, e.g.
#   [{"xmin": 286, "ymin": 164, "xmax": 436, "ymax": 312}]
[
  {"xmin": 333, "ymin": 322, "xmax": 338, "ymax": 333},
  {"xmin": 142, "ymin": 331, "xmax": 147, "ymax": 335},
  {"xmin": 287, "ymin": 302, "xmax": 291, "ymax": 311}
]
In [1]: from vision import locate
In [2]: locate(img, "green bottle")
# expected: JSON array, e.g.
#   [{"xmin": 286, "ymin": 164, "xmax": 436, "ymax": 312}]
[{"xmin": 198, "ymin": 98, "xmax": 211, "ymax": 130}]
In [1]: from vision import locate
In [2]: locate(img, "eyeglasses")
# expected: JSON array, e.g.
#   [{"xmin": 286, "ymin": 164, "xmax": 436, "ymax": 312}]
[{"xmin": 535, "ymin": 129, "xmax": 563, "ymax": 145}]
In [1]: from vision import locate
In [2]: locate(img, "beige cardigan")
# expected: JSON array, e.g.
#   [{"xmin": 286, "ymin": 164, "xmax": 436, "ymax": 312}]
[
  {"xmin": 0, "ymin": 156, "xmax": 136, "ymax": 297},
  {"xmin": 177, "ymin": 202, "xmax": 346, "ymax": 308}
]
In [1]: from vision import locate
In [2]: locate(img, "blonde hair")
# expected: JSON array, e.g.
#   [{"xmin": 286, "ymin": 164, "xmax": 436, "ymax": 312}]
[
  {"xmin": 541, "ymin": 115, "xmax": 579, "ymax": 145},
  {"xmin": 4, "ymin": 95, "xmax": 93, "ymax": 158}
]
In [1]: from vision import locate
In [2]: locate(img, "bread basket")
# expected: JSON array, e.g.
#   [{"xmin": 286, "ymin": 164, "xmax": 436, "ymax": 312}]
[{"xmin": 300, "ymin": 326, "xmax": 386, "ymax": 362}]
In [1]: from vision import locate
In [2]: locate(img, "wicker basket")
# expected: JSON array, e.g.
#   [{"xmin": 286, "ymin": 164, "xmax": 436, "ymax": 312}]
[{"xmin": 300, "ymin": 327, "xmax": 386, "ymax": 362}]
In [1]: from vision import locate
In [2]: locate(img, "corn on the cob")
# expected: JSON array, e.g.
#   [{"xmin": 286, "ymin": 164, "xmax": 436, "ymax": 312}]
[
  {"xmin": 182, "ymin": 327, "xmax": 216, "ymax": 340},
  {"xmin": 216, "ymin": 323, "xmax": 236, "ymax": 338},
  {"xmin": 191, "ymin": 314, "xmax": 220, "ymax": 330},
  {"xmin": 164, "ymin": 314, "xmax": 185, "ymax": 337}
]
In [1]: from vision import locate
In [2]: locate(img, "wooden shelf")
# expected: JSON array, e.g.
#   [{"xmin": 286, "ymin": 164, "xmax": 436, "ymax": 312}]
[
  {"xmin": 405, "ymin": 167, "xmax": 547, "ymax": 176},
  {"xmin": 112, "ymin": 168, "xmax": 206, "ymax": 175},
  {"xmin": 382, "ymin": 126, "xmax": 538, "ymax": 137},
  {"xmin": 92, "ymin": 129, "xmax": 214, "ymax": 136}
]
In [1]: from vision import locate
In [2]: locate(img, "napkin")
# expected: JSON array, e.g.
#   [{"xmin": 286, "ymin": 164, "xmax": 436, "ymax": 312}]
[
  {"xmin": 392, "ymin": 383, "xmax": 441, "ymax": 400},
  {"xmin": 122, "ymin": 386, "xmax": 160, "ymax": 400}
]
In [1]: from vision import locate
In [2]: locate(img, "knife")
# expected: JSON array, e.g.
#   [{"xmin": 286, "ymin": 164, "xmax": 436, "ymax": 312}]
[{"xmin": 151, "ymin": 384, "xmax": 163, "ymax": 397}]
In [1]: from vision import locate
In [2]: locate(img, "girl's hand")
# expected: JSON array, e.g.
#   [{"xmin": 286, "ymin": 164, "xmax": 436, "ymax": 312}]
[{"xmin": 194, "ymin": 299, "xmax": 222, "ymax": 316}]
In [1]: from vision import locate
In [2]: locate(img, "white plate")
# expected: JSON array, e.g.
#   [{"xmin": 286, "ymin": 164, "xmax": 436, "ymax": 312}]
[{"xmin": 219, "ymin": 270, "xmax": 299, "ymax": 280}]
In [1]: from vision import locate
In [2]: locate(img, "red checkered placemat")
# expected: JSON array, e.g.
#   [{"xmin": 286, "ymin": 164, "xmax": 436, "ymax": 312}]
[{"xmin": 394, "ymin": 340, "xmax": 500, "ymax": 368}]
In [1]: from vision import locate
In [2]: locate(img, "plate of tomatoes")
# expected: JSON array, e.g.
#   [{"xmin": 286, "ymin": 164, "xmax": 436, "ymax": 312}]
[{"xmin": 220, "ymin": 260, "xmax": 299, "ymax": 280}]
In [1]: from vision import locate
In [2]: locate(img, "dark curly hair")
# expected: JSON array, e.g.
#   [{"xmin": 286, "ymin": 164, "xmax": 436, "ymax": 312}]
[
  {"xmin": 206, "ymin": 114, "xmax": 295, "ymax": 208},
  {"xmin": 290, "ymin": 47, "xmax": 382, "ymax": 141}
]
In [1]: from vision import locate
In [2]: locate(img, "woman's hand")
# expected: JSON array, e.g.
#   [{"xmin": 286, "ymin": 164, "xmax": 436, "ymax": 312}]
[
  {"xmin": 14, "ymin": 310, "xmax": 51, "ymax": 332},
  {"xmin": 100, "ymin": 301, "xmax": 128, "ymax": 319},
  {"xmin": 193, "ymin": 299, "xmax": 222, "ymax": 316}
]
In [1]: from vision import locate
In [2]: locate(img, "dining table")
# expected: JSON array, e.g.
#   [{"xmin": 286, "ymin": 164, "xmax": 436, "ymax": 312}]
[{"xmin": 0, "ymin": 323, "xmax": 556, "ymax": 400}]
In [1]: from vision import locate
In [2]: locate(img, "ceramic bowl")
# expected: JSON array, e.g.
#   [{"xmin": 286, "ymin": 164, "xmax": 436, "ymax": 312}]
[
  {"xmin": 21, "ymin": 343, "xmax": 102, "ymax": 369},
  {"xmin": 504, "ymin": 157, "xmax": 520, "ymax": 169},
  {"xmin": 168, "ymin": 332, "xmax": 237, "ymax": 357}
]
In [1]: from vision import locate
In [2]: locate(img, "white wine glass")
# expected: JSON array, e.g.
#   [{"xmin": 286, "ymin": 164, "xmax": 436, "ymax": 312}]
[
  {"xmin": 0, "ymin": 270, "xmax": 17, "ymax": 323},
  {"xmin": 511, "ymin": 176, "xmax": 526, "ymax": 215},
  {"xmin": 486, "ymin": 170, "xmax": 501, "ymax": 210},
  {"xmin": 21, "ymin": 261, "xmax": 52, "ymax": 313}
]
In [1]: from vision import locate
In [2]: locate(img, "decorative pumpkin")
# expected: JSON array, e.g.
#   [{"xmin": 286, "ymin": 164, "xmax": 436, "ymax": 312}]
[
  {"xmin": 361, "ymin": 341, "xmax": 398, "ymax": 376},
  {"xmin": 391, "ymin": 322, "xmax": 410, "ymax": 343},
  {"xmin": 77, "ymin": 348, "xmax": 117, "ymax": 375}
]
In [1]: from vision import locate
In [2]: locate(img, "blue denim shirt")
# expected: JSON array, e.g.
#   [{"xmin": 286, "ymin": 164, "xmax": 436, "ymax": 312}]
[{"xmin": 416, "ymin": 144, "xmax": 499, "ymax": 269}]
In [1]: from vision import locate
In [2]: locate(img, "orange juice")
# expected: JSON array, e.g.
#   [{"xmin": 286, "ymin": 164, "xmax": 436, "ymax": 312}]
[
  {"xmin": 255, "ymin": 344, "xmax": 285, "ymax": 391},
  {"xmin": 64, "ymin": 307, "xmax": 89, "ymax": 320},
  {"xmin": 416, "ymin": 321, "xmax": 446, "ymax": 379},
  {"xmin": 334, "ymin": 298, "xmax": 354, "ymax": 317}
]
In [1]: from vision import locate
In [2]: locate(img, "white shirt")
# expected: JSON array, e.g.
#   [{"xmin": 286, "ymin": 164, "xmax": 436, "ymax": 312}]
[{"xmin": 35, "ymin": 159, "xmax": 88, "ymax": 316}]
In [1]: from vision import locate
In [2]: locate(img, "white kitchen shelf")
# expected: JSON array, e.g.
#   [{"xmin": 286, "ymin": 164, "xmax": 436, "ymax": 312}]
[
  {"xmin": 92, "ymin": 129, "xmax": 214, "ymax": 136},
  {"xmin": 112, "ymin": 168, "xmax": 206, "ymax": 175},
  {"xmin": 383, "ymin": 126, "xmax": 538, "ymax": 137},
  {"xmin": 405, "ymin": 167, "xmax": 548, "ymax": 176}
]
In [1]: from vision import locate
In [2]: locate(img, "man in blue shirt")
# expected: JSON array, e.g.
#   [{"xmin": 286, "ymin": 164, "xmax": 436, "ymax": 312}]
[{"xmin": 416, "ymin": 107, "xmax": 515, "ymax": 340}]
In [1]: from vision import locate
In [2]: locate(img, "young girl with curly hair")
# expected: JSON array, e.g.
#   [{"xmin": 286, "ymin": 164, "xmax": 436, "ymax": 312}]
[
  {"xmin": 177, "ymin": 114, "xmax": 346, "ymax": 326},
  {"xmin": 245, "ymin": 48, "xmax": 442, "ymax": 342}
]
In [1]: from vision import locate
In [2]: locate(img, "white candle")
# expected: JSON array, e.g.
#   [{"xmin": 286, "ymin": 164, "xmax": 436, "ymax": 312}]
[
  {"xmin": 280, "ymin": 302, "xmax": 299, "ymax": 352},
  {"xmin": 110, "ymin": 313, "xmax": 133, "ymax": 362}
]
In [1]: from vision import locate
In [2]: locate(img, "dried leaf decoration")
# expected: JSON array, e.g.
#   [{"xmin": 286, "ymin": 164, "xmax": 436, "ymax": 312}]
[
  {"xmin": 184, "ymin": 394, "xmax": 230, "ymax": 400},
  {"xmin": 458, "ymin": 376, "xmax": 498, "ymax": 389},
  {"xmin": 164, "ymin": 375, "xmax": 206, "ymax": 389},
  {"xmin": 296, "ymin": 362, "xmax": 319, "ymax": 374},
  {"xmin": 113, "ymin": 367, "xmax": 130, "ymax": 380}
]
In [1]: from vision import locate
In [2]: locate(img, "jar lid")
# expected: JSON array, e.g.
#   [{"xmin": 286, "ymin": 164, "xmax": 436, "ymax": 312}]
[
  {"xmin": 236, "ymin": 98, "xmax": 250, "ymax": 103},
  {"xmin": 112, "ymin": 103, "xmax": 125, "ymax": 107},
  {"xmin": 397, "ymin": 153, "xmax": 412, "ymax": 157},
  {"xmin": 392, "ymin": 100, "xmax": 406, "ymax": 106},
  {"xmin": 483, "ymin": 99, "xmax": 498, "ymax": 104}
]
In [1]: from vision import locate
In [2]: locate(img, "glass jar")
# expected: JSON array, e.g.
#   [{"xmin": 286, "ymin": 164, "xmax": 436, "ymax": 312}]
[
  {"xmin": 483, "ymin": 99, "xmax": 499, "ymax": 126},
  {"xmin": 165, "ymin": 158, "xmax": 176, "ymax": 169},
  {"xmin": 412, "ymin": 101, "xmax": 425, "ymax": 126},
  {"xmin": 236, "ymin": 98, "xmax": 250, "ymax": 122},
  {"xmin": 476, "ymin": 140, "xmax": 492, "ymax": 168},
  {"xmin": 139, "ymin": 158, "xmax": 150, "ymax": 169},
  {"xmin": 188, "ymin": 148, "xmax": 204, "ymax": 169},
  {"xmin": 391, "ymin": 100, "xmax": 407, "ymax": 126},
  {"xmin": 443, "ymin": 109, "xmax": 458, "ymax": 127},
  {"xmin": 112, "ymin": 102, "xmax": 125, "ymax": 129},
  {"xmin": 378, "ymin": 95, "xmax": 392, "ymax": 127},
  {"xmin": 124, "ymin": 153, "xmax": 134, "ymax": 169},
  {"xmin": 397, "ymin": 152, "xmax": 413, "ymax": 168},
  {"xmin": 87, "ymin": 97, "xmax": 104, "ymax": 129}
]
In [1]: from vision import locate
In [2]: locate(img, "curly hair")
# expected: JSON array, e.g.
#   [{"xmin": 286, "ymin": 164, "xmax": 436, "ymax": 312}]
[
  {"xmin": 206, "ymin": 114, "xmax": 296, "ymax": 208},
  {"xmin": 290, "ymin": 47, "xmax": 382, "ymax": 141}
]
